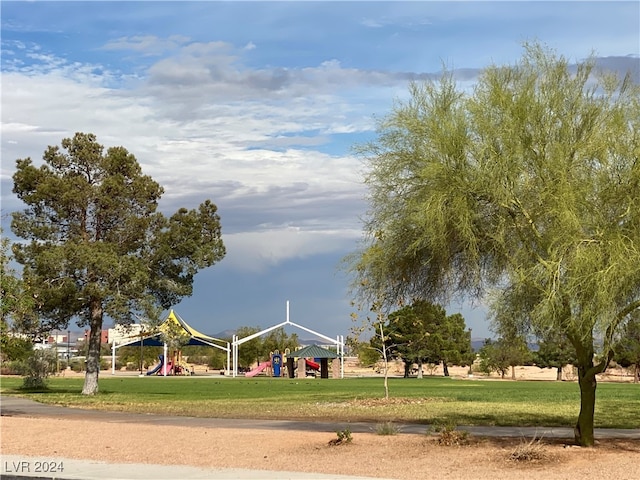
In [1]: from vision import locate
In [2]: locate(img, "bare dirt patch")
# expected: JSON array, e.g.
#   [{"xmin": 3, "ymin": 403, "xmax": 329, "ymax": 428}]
[{"xmin": 2, "ymin": 416, "xmax": 639, "ymax": 480}]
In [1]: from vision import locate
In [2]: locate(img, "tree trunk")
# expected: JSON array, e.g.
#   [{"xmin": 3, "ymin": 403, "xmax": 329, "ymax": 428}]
[
  {"xmin": 82, "ymin": 299, "xmax": 103, "ymax": 395},
  {"xmin": 511, "ymin": 365, "xmax": 516, "ymax": 380},
  {"xmin": 556, "ymin": 366, "xmax": 563, "ymax": 381},
  {"xmin": 417, "ymin": 359, "xmax": 423, "ymax": 379},
  {"xmin": 403, "ymin": 361, "xmax": 411, "ymax": 378},
  {"xmin": 379, "ymin": 322, "xmax": 389, "ymax": 400},
  {"xmin": 575, "ymin": 366, "xmax": 597, "ymax": 446},
  {"xmin": 443, "ymin": 362, "xmax": 450, "ymax": 377},
  {"xmin": 634, "ymin": 364, "xmax": 639, "ymax": 384},
  {"xmin": 570, "ymin": 331, "xmax": 612, "ymax": 447}
]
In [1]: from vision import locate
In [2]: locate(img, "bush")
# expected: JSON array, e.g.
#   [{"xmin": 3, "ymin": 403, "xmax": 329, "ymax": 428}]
[
  {"xmin": 20, "ymin": 349, "xmax": 56, "ymax": 390},
  {"xmin": 429, "ymin": 422, "xmax": 469, "ymax": 446},
  {"xmin": 187, "ymin": 355, "xmax": 208, "ymax": 365},
  {"xmin": 376, "ymin": 421, "xmax": 400, "ymax": 435},
  {"xmin": 100, "ymin": 358, "xmax": 111, "ymax": 371},
  {"xmin": 328, "ymin": 428, "xmax": 353, "ymax": 446},
  {"xmin": 208, "ymin": 355, "xmax": 225, "ymax": 369},
  {"xmin": 509, "ymin": 436, "xmax": 549, "ymax": 462},
  {"xmin": 1, "ymin": 360, "xmax": 24, "ymax": 375},
  {"xmin": 69, "ymin": 359, "xmax": 85, "ymax": 372}
]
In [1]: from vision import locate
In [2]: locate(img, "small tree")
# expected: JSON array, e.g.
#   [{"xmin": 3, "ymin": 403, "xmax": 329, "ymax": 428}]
[{"xmin": 351, "ymin": 301, "xmax": 393, "ymax": 399}]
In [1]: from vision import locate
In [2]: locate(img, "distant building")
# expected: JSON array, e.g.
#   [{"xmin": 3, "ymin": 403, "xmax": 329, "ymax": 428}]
[
  {"xmin": 107, "ymin": 324, "xmax": 146, "ymax": 345},
  {"xmin": 47, "ymin": 333, "xmax": 70, "ymax": 344}
]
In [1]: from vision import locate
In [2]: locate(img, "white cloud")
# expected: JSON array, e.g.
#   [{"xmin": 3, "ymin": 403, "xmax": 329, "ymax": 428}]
[
  {"xmin": 222, "ymin": 226, "xmax": 361, "ymax": 273},
  {"xmin": 5, "ymin": 31, "xmax": 635, "ymax": 275},
  {"xmin": 1, "ymin": 41, "xmax": 376, "ymax": 270},
  {"xmin": 102, "ymin": 35, "xmax": 190, "ymax": 56}
]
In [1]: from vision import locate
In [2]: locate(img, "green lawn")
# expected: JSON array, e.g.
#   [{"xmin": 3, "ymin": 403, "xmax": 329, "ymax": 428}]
[{"xmin": 1, "ymin": 375, "xmax": 638, "ymax": 429}]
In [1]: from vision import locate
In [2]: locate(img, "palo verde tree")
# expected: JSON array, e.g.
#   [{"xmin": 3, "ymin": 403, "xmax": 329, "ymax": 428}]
[
  {"xmin": 1, "ymin": 231, "xmax": 38, "ymax": 335},
  {"xmin": 348, "ymin": 44, "xmax": 640, "ymax": 446},
  {"xmin": 11, "ymin": 133, "xmax": 226, "ymax": 395},
  {"xmin": 1, "ymin": 231, "xmax": 39, "ymax": 364}
]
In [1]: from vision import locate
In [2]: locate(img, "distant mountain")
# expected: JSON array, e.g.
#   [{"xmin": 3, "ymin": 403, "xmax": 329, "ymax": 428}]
[
  {"xmin": 211, "ymin": 329, "xmax": 235, "ymax": 340},
  {"xmin": 470, "ymin": 338, "xmax": 539, "ymax": 352}
]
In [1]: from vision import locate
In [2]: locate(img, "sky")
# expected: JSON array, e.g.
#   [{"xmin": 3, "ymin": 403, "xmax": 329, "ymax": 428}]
[{"xmin": 1, "ymin": 1, "xmax": 639, "ymax": 343}]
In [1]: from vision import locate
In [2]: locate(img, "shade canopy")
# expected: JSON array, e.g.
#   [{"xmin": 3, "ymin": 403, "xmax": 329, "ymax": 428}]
[
  {"xmin": 289, "ymin": 344, "xmax": 339, "ymax": 359},
  {"xmin": 116, "ymin": 310, "xmax": 225, "ymax": 348}
]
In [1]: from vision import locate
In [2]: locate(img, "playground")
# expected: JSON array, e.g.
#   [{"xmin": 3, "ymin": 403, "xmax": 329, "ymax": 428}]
[{"xmin": 113, "ymin": 304, "xmax": 345, "ymax": 379}]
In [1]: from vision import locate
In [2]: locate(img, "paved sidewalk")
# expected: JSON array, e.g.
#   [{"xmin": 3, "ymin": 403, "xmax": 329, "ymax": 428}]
[
  {"xmin": 2, "ymin": 395, "xmax": 639, "ymax": 480},
  {"xmin": 0, "ymin": 454, "xmax": 388, "ymax": 480}
]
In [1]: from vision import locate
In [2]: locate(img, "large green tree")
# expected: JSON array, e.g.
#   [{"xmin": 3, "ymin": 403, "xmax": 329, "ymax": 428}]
[
  {"xmin": 613, "ymin": 313, "xmax": 640, "ymax": 383},
  {"xmin": 349, "ymin": 44, "xmax": 640, "ymax": 446},
  {"xmin": 11, "ymin": 133, "xmax": 226, "ymax": 395},
  {"xmin": 534, "ymin": 332, "xmax": 576, "ymax": 381},
  {"xmin": 386, "ymin": 301, "xmax": 471, "ymax": 377},
  {"xmin": 478, "ymin": 334, "xmax": 531, "ymax": 380}
]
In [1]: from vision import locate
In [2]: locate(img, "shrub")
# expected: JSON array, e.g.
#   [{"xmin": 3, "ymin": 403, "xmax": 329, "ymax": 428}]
[
  {"xmin": 1, "ymin": 360, "xmax": 24, "ymax": 375},
  {"xmin": 69, "ymin": 359, "xmax": 85, "ymax": 372},
  {"xmin": 328, "ymin": 428, "xmax": 353, "ymax": 446},
  {"xmin": 100, "ymin": 358, "xmax": 111, "ymax": 371},
  {"xmin": 207, "ymin": 355, "xmax": 225, "ymax": 369},
  {"xmin": 376, "ymin": 421, "xmax": 400, "ymax": 435},
  {"xmin": 509, "ymin": 436, "xmax": 549, "ymax": 462},
  {"xmin": 429, "ymin": 422, "xmax": 469, "ymax": 446},
  {"xmin": 20, "ymin": 349, "xmax": 56, "ymax": 390}
]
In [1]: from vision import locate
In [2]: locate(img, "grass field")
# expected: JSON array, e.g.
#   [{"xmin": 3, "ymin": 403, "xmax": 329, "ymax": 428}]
[{"xmin": 2, "ymin": 375, "xmax": 638, "ymax": 429}]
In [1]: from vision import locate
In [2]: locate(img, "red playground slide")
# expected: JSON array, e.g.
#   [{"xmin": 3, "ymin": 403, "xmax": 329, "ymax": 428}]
[
  {"xmin": 305, "ymin": 359, "xmax": 320, "ymax": 370},
  {"xmin": 245, "ymin": 361, "xmax": 271, "ymax": 377}
]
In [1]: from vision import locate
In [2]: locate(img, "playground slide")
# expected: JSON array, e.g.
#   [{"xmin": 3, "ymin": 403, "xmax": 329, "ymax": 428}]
[
  {"xmin": 245, "ymin": 361, "xmax": 271, "ymax": 377},
  {"xmin": 147, "ymin": 355, "xmax": 164, "ymax": 376},
  {"xmin": 305, "ymin": 359, "xmax": 320, "ymax": 370},
  {"xmin": 161, "ymin": 361, "xmax": 173, "ymax": 376}
]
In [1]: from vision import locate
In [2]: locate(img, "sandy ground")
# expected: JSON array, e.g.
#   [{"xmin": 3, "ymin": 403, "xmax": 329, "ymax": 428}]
[
  {"xmin": 2, "ymin": 363, "xmax": 639, "ymax": 479},
  {"xmin": 2, "ymin": 416, "xmax": 639, "ymax": 480}
]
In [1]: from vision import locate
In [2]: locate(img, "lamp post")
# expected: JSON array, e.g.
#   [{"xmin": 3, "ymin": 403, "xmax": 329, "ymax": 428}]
[
  {"xmin": 54, "ymin": 330, "xmax": 59, "ymax": 374},
  {"xmin": 139, "ymin": 328, "xmax": 144, "ymax": 374}
]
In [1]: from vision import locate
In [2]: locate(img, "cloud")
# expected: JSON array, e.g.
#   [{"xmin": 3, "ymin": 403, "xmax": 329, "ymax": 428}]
[
  {"xmin": 3, "ymin": 31, "xmax": 637, "ymax": 277},
  {"xmin": 222, "ymin": 226, "xmax": 361, "ymax": 273},
  {"xmin": 101, "ymin": 35, "xmax": 191, "ymax": 56},
  {"xmin": 1, "ymin": 39, "xmax": 375, "ymax": 271},
  {"xmin": 360, "ymin": 15, "xmax": 433, "ymax": 29}
]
